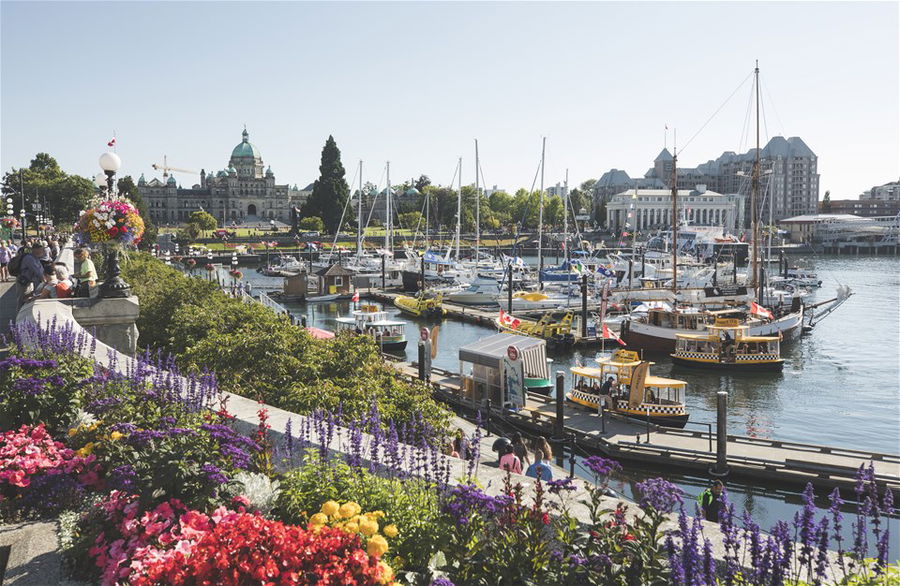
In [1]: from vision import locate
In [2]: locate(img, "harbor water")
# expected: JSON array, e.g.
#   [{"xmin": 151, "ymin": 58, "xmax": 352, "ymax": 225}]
[{"xmin": 232, "ymin": 254, "xmax": 899, "ymax": 552}]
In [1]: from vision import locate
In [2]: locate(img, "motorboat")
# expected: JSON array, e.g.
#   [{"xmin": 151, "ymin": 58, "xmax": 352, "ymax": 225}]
[
  {"xmin": 495, "ymin": 310, "xmax": 575, "ymax": 350},
  {"xmin": 334, "ymin": 304, "xmax": 408, "ymax": 352},
  {"xmin": 671, "ymin": 318, "xmax": 784, "ymax": 371},
  {"xmin": 566, "ymin": 349, "xmax": 689, "ymax": 428},
  {"xmin": 447, "ymin": 281, "xmax": 502, "ymax": 306},
  {"xmin": 394, "ymin": 292, "xmax": 446, "ymax": 320}
]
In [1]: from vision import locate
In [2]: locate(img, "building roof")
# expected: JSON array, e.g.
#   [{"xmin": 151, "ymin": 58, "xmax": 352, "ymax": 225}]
[
  {"xmin": 597, "ymin": 169, "xmax": 632, "ymax": 187},
  {"xmin": 231, "ymin": 128, "xmax": 261, "ymax": 160},
  {"xmin": 613, "ymin": 187, "xmax": 724, "ymax": 199},
  {"xmin": 654, "ymin": 148, "xmax": 674, "ymax": 162},
  {"xmin": 314, "ymin": 263, "xmax": 356, "ymax": 277},
  {"xmin": 779, "ymin": 214, "xmax": 864, "ymax": 224}
]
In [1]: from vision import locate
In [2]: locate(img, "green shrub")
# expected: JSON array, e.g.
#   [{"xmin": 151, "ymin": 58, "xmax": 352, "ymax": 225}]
[{"xmin": 276, "ymin": 455, "xmax": 443, "ymax": 572}]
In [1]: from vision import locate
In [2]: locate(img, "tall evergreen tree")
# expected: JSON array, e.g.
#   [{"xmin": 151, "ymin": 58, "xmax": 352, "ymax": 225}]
[{"xmin": 303, "ymin": 136, "xmax": 349, "ymax": 233}]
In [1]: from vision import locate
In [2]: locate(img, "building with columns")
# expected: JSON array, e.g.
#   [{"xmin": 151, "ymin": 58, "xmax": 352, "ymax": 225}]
[
  {"xmin": 605, "ymin": 186, "xmax": 746, "ymax": 233},
  {"xmin": 139, "ymin": 128, "xmax": 306, "ymax": 226}
]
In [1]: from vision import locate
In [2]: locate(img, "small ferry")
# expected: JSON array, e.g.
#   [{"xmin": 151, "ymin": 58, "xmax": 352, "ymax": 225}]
[
  {"xmin": 393, "ymin": 292, "xmax": 446, "ymax": 320},
  {"xmin": 566, "ymin": 349, "xmax": 689, "ymax": 428},
  {"xmin": 335, "ymin": 304, "xmax": 408, "ymax": 352},
  {"xmin": 671, "ymin": 318, "xmax": 783, "ymax": 371},
  {"xmin": 495, "ymin": 310, "xmax": 575, "ymax": 350}
]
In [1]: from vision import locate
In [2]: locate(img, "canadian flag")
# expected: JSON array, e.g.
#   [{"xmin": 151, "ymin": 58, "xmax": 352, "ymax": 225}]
[
  {"xmin": 750, "ymin": 302, "xmax": 774, "ymax": 320},
  {"xmin": 602, "ymin": 324, "xmax": 627, "ymax": 346},
  {"xmin": 351, "ymin": 291, "xmax": 360, "ymax": 303},
  {"xmin": 107, "ymin": 137, "xmax": 116, "ymax": 147},
  {"xmin": 499, "ymin": 310, "xmax": 521, "ymax": 330}
]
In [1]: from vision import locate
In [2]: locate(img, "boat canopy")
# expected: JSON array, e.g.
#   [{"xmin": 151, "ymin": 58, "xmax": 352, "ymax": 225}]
[
  {"xmin": 571, "ymin": 366, "xmax": 685, "ymax": 389},
  {"xmin": 423, "ymin": 250, "xmax": 454, "ymax": 265},
  {"xmin": 459, "ymin": 333, "xmax": 548, "ymax": 379}
]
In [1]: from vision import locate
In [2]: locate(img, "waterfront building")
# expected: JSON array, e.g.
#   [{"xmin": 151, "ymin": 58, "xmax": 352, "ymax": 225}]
[
  {"xmin": 594, "ymin": 137, "xmax": 819, "ymax": 227},
  {"xmin": 860, "ymin": 180, "xmax": 900, "ymax": 201},
  {"xmin": 778, "ymin": 213, "xmax": 900, "ymax": 246},
  {"xmin": 823, "ymin": 199, "xmax": 900, "ymax": 217},
  {"xmin": 605, "ymin": 185, "xmax": 745, "ymax": 233},
  {"xmin": 139, "ymin": 128, "xmax": 307, "ymax": 226}
]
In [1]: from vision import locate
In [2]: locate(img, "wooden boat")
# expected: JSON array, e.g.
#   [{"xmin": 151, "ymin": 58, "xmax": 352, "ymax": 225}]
[
  {"xmin": 671, "ymin": 317, "xmax": 783, "ymax": 371},
  {"xmin": 306, "ymin": 293, "xmax": 341, "ymax": 303},
  {"xmin": 566, "ymin": 349, "xmax": 689, "ymax": 428},
  {"xmin": 495, "ymin": 310, "xmax": 575, "ymax": 350},
  {"xmin": 334, "ymin": 304, "xmax": 408, "ymax": 352},
  {"xmin": 393, "ymin": 292, "xmax": 446, "ymax": 320}
]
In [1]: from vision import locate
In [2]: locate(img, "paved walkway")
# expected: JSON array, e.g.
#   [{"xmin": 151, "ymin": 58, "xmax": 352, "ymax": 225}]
[{"xmin": 0, "ymin": 280, "xmax": 18, "ymax": 336}]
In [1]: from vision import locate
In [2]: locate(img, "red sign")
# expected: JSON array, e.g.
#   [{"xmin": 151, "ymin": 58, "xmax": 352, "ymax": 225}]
[
  {"xmin": 507, "ymin": 345, "xmax": 519, "ymax": 361},
  {"xmin": 420, "ymin": 327, "xmax": 430, "ymax": 342}
]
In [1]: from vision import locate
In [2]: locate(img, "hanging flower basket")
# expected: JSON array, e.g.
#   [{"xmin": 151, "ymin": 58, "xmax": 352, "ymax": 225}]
[
  {"xmin": 2, "ymin": 217, "xmax": 19, "ymax": 229},
  {"xmin": 186, "ymin": 258, "xmax": 197, "ymax": 268},
  {"xmin": 74, "ymin": 196, "xmax": 144, "ymax": 246},
  {"xmin": 205, "ymin": 264, "xmax": 215, "ymax": 272},
  {"xmin": 229, "ymin": 269, "xmax": 243, "ymax": 280}
]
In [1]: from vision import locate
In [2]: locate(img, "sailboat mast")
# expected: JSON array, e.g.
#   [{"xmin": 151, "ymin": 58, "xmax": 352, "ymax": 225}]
[
  {"xmin": 751, "ymin": 60, "xmax": 761, "ymax": 301},
  {"xmin": 564, "ymin": 168, "xmax": 569, "ymax": 266},
  {"xmin": 475, "ymin": 139, "xmax": 480, "ymax": 265},
  {"xmin": 538, "ymin": 137, "xmax": 546, "ymax": 282},
  {"xmin": 357, "ymin": 160, "xmax": 363, "ymax": 259},
  {"xmin": 671, "ymin": 150, "xmax": 678, "ymax": 295},
  {"xmin": 455, "ymin": 157, "xmax": 462, "ymax": 261},
  {"xmin": 386, "ymin": 161, "xmax": 391, "ymax": 255}
]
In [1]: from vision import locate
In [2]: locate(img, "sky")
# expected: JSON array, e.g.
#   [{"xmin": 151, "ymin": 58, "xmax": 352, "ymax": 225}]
[{"xmin": 1, "ymin": 1, "xmax": 897, "ymax": 199}]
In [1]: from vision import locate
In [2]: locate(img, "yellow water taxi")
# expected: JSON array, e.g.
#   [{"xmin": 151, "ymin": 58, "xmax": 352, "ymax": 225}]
[
  {"xmin": 495, "ymin": 310, "xmax": 575, "ymax": 350},
  {"xmin": 671, "ymin": 318, "xmax": 784, "ymax": 371},
  {"xmin": 394, "ymin": 292, "xmax": 446, "ymax": 320},
  {"xmin": 566, "ymin": 349, "xmax": 689, "ymax": 428}
]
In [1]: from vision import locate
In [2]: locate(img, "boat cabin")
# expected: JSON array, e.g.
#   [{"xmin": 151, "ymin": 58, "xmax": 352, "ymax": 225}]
[
  {"xmin": 334, "ymin": 305, "xmax": 407, "ymax": 351},
  {"xmin": 671, "ymin": 317, "xmax": 783, "ymax": 370},
  {"xmin": 314, "ymin": 263, "xmax": 355, "ymax": 295},
  {"xmin": 458, "ymin": 333, "xmax": 550, "ymax": 408},
  {"xmin": 644, "ymin": 307, "xmax": 706, "ymax": 331}
]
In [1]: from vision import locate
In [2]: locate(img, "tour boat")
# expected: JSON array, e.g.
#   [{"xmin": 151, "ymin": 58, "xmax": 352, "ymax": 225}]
[
  {"xmin": 393, "ymin": 292, "xmax": 446, "ymax": 320},
  {"xmin": 671, "ymin": 318, "xmax": 783, "ymax": 371},
  {"xmin": 495, "ymin": 310, "xmax": 575, "ymax": 350},
  {"xmin": 566, "ymin": 349, "xmax": 689, "ymax": 428},
  {"xmin": 334, "ymin": 304, "xmax": 408, "ymax": 352}
]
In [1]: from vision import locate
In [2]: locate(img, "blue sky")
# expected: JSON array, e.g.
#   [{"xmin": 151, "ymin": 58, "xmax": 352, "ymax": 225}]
[{"xmin": 1, "ymin": 1, "xmax": 897, "ymax": 198}]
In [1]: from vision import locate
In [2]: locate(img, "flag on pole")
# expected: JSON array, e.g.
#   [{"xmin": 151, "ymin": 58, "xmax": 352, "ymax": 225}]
[
  {"xmin": 351, "ymin": 291, "xmax": 360, "ymax": 303},
  {"xmin": 602, "ymin": 324, "xmax": 626, "ymax": 346},
  {"xmin": 750, "ymin": 302, "xmax": 774, "ymax": 320},
  {"xmin": 499, "ymin": 310, "xmax": 521, "ymax": 330},
  {"xmin": 107, "ymin": 137, "xmax": 116, "ymax": 147}
]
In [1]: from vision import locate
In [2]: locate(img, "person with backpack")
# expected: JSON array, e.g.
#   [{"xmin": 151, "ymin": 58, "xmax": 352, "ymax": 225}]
[
  {"xmin": 698, "ymin": 480, "xmax": 725, "ymax": 522},
  {"xmin": 15, "ymin": 243, "xmax": 45, "ymax": 308}
]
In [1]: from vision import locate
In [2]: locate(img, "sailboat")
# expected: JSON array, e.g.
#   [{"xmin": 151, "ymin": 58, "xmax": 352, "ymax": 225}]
[{"xmin": 620, "ymin": 62, "xmax": 805, "ymax": 352}]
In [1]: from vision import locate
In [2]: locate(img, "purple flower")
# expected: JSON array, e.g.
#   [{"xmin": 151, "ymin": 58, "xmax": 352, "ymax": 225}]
[
  {"xmin": 441, "ymin": 483, "xmax": 513, "ymax": 526},
  {"xmin": 201, "ymin": 463, "xmax": 228, "ymax": 485},
  {"xmin": 429, "ymin": 579, "xmax": 454, "ymax": 586},
  {"xmin": 547, "ymin": 477, "xmax": 577, "ymax": 495},
  {"xmin": 635, "ymin": 477, "xmax": 683, "ymax": 513},
  {"xmin": 583, "ymin": 455, "xmax": 621, "ymax": 480}
]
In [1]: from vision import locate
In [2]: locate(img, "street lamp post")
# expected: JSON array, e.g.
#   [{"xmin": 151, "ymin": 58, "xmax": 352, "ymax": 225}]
[
  {"xmin": 18, "ymin": 209, "xmax": 25, "ymax": 242},
  {"xmin": 97, "ymin": 151, "xmax": 131, "ymax": 298}
]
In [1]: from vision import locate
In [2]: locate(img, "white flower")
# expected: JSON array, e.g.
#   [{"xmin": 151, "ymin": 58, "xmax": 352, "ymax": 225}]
[{"xmin": 233, "ymin": 472, "xmax": 281, "ymax": 514}]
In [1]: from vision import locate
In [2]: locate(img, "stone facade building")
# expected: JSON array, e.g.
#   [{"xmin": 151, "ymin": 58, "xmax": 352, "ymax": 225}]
[
  {"xmin": 594, "ymin": 136, "xmax": 819, "ymax": 227},
  {"xmin": 139, "ymin": 129, "xmax": 306, "ymax": 226},
  {"xmin": 605, "ymin": 186, "xmax": 746, "ymax": 233}
]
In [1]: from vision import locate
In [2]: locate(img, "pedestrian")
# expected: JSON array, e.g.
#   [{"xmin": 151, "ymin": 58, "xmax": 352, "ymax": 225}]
[
  {"xmin": 0, "ymin": 240, "xmax": 9, "ymax": 282},
  {"xmin": 73, "ymin": 248, "xmax": 98, "ymax": 292},
  {"xmin": 16, "ymin": 243, "xmax": 45, "ymax": 308},
  {"xmin": 510, "ymin": 431, "xmax": 531, "ymax": 467},
  {"xmin": 698, "ymin": 480, "xmax": 725, "ymax": 522},
  {"xmin": 453, "ymin": 429, "xmax": 471, "ymax": 460},
  {"xmin": 525, "ymin": 447, "xmax": 553, "ymax": 481},
  {"xmin": 531, "ymin": 436, "xmax": 553, "ymax": 461},
  {"xmin": 499, "ymin": 444, "xmax": 522, "ymax": 475}
]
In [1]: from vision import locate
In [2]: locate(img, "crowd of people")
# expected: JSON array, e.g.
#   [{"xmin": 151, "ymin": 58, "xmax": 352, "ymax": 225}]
[{"xmin": 4, "ymin": 234, "xmax": 101, "ymax": 309}]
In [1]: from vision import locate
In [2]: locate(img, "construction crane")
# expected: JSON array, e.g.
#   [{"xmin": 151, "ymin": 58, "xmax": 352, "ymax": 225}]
[{"xmin": 151, "ymin": 155, "xmax": 198, "ymax": 178}]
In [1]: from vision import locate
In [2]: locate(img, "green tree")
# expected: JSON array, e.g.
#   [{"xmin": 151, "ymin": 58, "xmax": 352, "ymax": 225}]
[
  {"xmin": 822, "ymin": 190, "xmax": 831, "ymax": 212},
  {"xmin": 299, "ymin": 216, "xmax": 324, "ymax": 232},
  {"xmin": 189, "ymin": 210, "xmax": 218, "ymax": 235},
  {"xmin": 397, "ymin": 211, "xmax": 423, "ymax": 231},
  {"xmin": 1, "ymin": 153, "xmax": 93, "ymax": 225},
  {"xmin": 544, "ymin": 195, "xmax": 563, "ymax": 228},
  {"xmin": 414, "ymin": 175, "xmax": 431, "ymax": 192},
  {"xmin": 118, "ymin": 175, "xmax": 158, "ymax": 249},
  {"xmin": 303, "ymin": 135, "xmax": 349, "ymax": 234}
]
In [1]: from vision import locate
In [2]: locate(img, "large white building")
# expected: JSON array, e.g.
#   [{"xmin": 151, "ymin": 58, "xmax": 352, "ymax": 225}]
[
  {"xmin": 139, "ymin": 128, "xmax": 306, "ymax": 226},
  {"xmin": 605, "ymin": 186, "xmax": 746, "ymax": 233}
]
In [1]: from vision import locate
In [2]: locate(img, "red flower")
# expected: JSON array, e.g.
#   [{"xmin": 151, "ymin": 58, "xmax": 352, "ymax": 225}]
[{"xmin": 108, "ymin": 226, "xmax": 120, "ymax": 236}]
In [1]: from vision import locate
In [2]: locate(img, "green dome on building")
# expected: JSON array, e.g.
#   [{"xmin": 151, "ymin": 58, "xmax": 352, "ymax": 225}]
[{"xmin": 231, "ymin": 128, "xmax": 261, "ymax": 160}]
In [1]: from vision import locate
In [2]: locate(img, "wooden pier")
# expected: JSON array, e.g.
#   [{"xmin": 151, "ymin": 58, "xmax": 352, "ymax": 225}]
[{"xmin": 391, "ymin": 361, "xmax": 900, "ymax": 496}]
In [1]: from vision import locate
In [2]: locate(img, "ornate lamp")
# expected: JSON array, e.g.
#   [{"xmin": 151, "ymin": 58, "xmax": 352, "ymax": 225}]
[{"xmin": 98, "ymin": 151, "xmax": 130, "ymax": 298}]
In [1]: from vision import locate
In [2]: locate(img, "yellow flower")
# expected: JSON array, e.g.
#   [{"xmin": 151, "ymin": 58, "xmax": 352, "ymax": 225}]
[
  {"xmin": 383, "ymin": 524, "xmax": 398, "ymax": 538},
  {"xmin": 367, "ymin": 534, "xmax": 389, "ymax": 557},
  {"xmin": 309, "ymin": 513, "xmax": 328, "ymax": 526},
  {"xmin": 320, "ymin": 500, "xmax": 340, "ymax": 517},
  {"xmin": 359, "ymin": 518, "xmax": 379, "ymax": 537},
  {"xmin": 109, "ymin": 431, "xmax": 125, "ymax": 441},
  {"xmin": 377, "ymin": 561, "xmax": 394, "ymax": 584},
  {"xmin": 75, "ymin": 443, "xmax": 95, "ymax": 457},
  {"xmin": 67, "ymin": 428, "xmax": 78, "ymax": 437},
  {"xmin": 344, "ymin": 522, "xmax": 359, "ymax": 534},
  {"xmin": 339, "ymin": 501, "xmax": 361, "ymax": 519}
]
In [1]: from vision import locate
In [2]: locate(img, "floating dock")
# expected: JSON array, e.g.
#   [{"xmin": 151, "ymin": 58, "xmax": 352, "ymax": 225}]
[{"xmin": 391, "ymin": 361, "xmax": 900, "ymax": 496}]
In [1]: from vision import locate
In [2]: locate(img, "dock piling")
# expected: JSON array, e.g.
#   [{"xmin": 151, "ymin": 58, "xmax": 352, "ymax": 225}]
[
  {"xmin": 417, "ymin": 341, "xmax": 431, "ymax": 382},
  {"xmin": 581, "ymin": 274, "xmax": 588, "ymax": 339},
  {"xmin": 712, "ymin": 391, "xmax": 730, "ymax": 477},
  {"xmin": 554, "ymin": 371, "xmax": 565, "ymax": 467}
]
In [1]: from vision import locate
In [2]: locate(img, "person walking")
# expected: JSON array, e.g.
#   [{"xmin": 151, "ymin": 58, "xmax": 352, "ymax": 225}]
[
  {"xmin": 698, "ymin": 480, "xmax": 725, "ymax": 522},
  {"xmin": 0, "ymin": 241, "xmax": 10, "ymax": 282},
  {"xmin": 510, "ymin": 431, "xmax": 531, "ymax": 468},
  {"xmin": 499, "ymin": 444, "xmax": 522, "ymax": 475},
  {"xmin": 16, "ymin": 243, "xmax": 45, "ymax": 308},
  {"xmin": 525, "ymin": 448, "xmax": 553, "ymax": 481}
]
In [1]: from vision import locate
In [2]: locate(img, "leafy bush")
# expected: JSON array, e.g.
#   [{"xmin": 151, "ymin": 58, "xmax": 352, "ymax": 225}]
[
  {"xmin": 121, "ymin": 252, "xmax": 449, "ymax": 432},
  {"xmin": 276, "ymin": 454, "xmax": 443, "ymax": 572}
]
